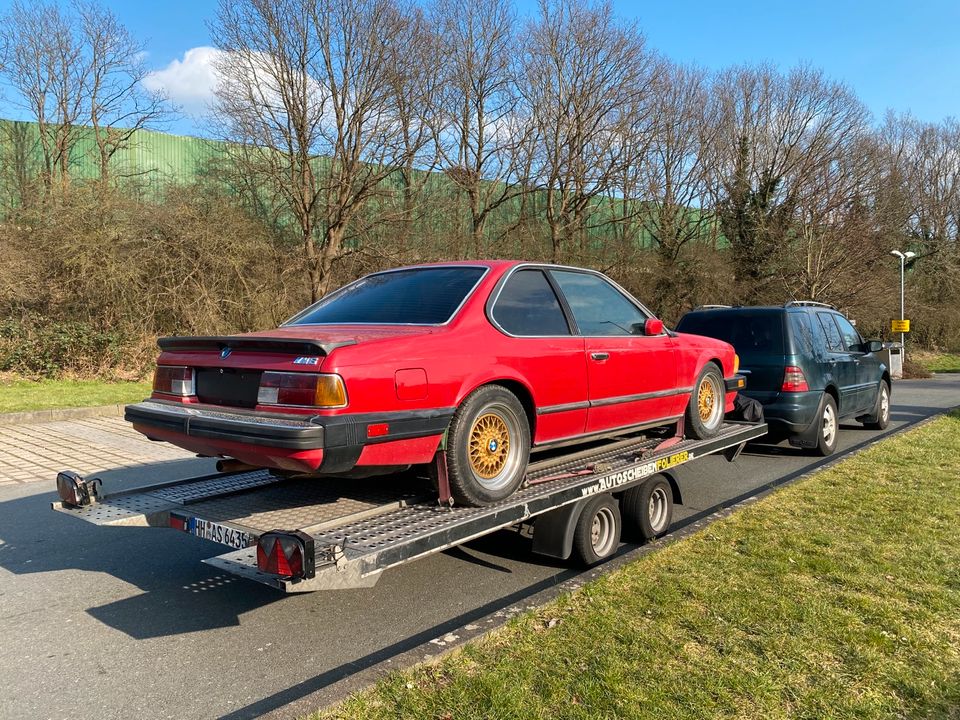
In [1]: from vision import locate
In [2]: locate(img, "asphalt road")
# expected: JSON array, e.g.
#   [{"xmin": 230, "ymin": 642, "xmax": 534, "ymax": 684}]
[{"xmin": 1, "ymin": 375, "xmax": 958, "ymax": 720}]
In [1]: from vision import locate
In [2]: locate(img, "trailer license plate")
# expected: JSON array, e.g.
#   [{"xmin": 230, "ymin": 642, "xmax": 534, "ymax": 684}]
[{"xmin": 176, "ymin": 515, "xmax": 254, "ymax": 549}]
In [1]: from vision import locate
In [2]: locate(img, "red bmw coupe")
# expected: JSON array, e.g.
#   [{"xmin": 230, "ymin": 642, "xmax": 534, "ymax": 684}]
[{"xmin": 127, "ymin": 261, "xmax": 744, "ymax": 505}]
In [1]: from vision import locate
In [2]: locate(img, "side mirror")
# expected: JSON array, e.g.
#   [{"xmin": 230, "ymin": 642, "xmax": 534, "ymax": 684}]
[
  {"xmin": 644, "ymin": 318, "xmax": 664, "ymax": 336},
  {"xmin": 864, "ymin": 339, "xmax": 883, "ymax": 353}
]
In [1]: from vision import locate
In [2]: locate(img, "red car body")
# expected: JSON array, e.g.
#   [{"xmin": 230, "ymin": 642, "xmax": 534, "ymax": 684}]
[{"xmin": 127, "ymin": 261, "xmax": 743, "ymax": 475}]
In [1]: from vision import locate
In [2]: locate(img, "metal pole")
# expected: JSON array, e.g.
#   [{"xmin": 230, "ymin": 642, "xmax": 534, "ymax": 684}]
[{"xmin": 900, "ymin": 255, "xmax": 905, "ymax": 350}]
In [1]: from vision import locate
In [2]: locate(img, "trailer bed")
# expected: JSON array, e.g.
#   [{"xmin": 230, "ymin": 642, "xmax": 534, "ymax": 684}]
[{"xmin": 53, "ymin": 421, "xmax": 766, "ymax": 592}]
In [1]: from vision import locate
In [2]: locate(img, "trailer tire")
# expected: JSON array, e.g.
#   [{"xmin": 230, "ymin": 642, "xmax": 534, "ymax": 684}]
[
  {"xmin": 622, "ymin": 475, "xmax": 673, "ymax": 541},
  {"xmin": 572, "ymin": 494, "xmax": 621, "ymax": 567},
  {"xmin": 445, "ymin": 384, "xmax": 530, "ymax": 506},
  {"xmin": 685, "ymin": 363, "xmax": 725, "ymax": 440}
]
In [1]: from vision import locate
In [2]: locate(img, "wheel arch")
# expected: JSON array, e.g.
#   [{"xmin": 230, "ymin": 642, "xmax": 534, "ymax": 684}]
[{"xmin": 454, "ymin": 374, "xmax": 537, "ymax": 438}]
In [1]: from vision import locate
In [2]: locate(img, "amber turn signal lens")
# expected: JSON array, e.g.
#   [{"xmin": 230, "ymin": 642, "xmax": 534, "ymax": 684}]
[
  {"xmin": 733, "ymin": 354, "xmax": 740, "ymax": 375},
  {"xmin": 314, "ymin": 375, "xmax": 347, "ymax": 408}
]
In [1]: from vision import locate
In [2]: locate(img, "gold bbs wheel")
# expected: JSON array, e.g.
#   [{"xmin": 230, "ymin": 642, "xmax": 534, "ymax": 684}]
[
  {"xmin": 446, "ymin": 386, "xmax": 530, "ymax": 506},
  {"xmin": 468, "ymin": 413, "xmax": 511, "ymax": 478},
  {"xmin": 697, "ymin": 378, "xmax": 716, "ymax": 422}
]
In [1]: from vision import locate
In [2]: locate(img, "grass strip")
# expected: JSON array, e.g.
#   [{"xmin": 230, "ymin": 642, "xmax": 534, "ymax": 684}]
[
  {"xmin": 320, "ymin": 413, "xmax": 960, "ymax": 720},
  {"xmin": 0, "ymin": 378, "xmax": 151, "ymax": 414}
]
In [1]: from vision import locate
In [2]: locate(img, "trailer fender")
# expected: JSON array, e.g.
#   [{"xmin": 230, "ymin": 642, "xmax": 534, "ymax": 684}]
[{"xmin": 531, "ymin": 499, "xmax": 589, "ymax": 560}]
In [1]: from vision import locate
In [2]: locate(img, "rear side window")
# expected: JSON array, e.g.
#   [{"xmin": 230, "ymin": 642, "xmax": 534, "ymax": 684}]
[
  {"xmin": 788, "ymin": 312, "xmax": 816, "ymax": 356},
  {"xmin": 551, "ymin": 270, "xmax": 647, "ymax": 336},
  {"xmin": 288, "ymin": 267, "xmax": 485, "ymax": 325},
  {"xmin": 677, "ymin": 311, "xmax": 784, "ymax": 357},
  {"xmin": 491, "ymin": 270, "xmax": 570, "ymax": 336},
  {"xmin": 816, "ymin": 312, "xmax": 845, "ymax": 352}
]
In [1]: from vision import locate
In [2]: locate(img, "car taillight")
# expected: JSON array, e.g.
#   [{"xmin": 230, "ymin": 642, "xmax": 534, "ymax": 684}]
[
  {"xmin": 257, "ymin": 372, "xmax": 347, "ymax": 408},
  {"xmin": 782, "ymin": 365, "xmax": 809, "ymax": 392},
  {"xmin": 153, "ymin": 366, "xmax": 195, "ymax": 396},
  {"xmin": 256, "ymin": 531, "xmax": 315, "ymax": 579}
]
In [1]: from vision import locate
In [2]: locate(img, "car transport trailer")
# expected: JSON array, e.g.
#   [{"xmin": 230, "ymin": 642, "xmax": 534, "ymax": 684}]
[{"xmin": 51, "ymin": 421, "xmax": 766, "ymax": 593}]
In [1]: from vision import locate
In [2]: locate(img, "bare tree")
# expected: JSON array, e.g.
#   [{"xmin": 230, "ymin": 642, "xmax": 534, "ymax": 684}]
[
  {"xmin": 710, "ymin": 64, "xmax": 873, "ymax": 301},
  {"xmin": 631, "ymin": 61, "xmax": 716, "ymax": 315},
  {"xmin": 521, "ymin": 0, "xmax": 653, "ymax": 262},
  {"xmin": 0, "ymin": 0, "xmax": 89, "ymax": 187},
  {"xmin": 213, "ymin": 0, "xmax": 433, "ymax": 300},
  {"xmin": 80, "ymin": 1, "xmax": 171, "ymax": 184},
  {"xmin": 430, "ymin": 0, "xmax": 533, "ymax": 256}
]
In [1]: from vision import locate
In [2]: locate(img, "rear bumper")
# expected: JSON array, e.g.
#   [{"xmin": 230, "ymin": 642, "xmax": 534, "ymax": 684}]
[
  {"xmin": 125, "ymin": 400, "xmax": 454, "ymax": 473},
  {"xmin": 742, "ymin": 389, "xmax": 821, "ymax": 434}
]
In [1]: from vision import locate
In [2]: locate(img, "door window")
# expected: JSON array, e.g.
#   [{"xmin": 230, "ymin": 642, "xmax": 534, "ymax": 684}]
[
  {"xmin": 491, "ymin": 269, "xmax": 571, "ymax": 336},
  {"xmin": 833, "ymin": 314, "xmax": 863, "ymax": 352},
  {"xmin": 550, "ymin": 270, "xmax": 648, "ymax": 336},
  {"xmin": 816, "ymin": 313, "xmax": 845, "ymax": 353}
]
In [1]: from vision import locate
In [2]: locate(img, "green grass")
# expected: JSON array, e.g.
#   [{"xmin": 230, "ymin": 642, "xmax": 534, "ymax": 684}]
[
  {"xmin": 319, "ymin": 414, "xmax": 960, "ymax": 720},
  {"xmin": 0, "ymin": 378, "xmax": 151, "ymax": 414},
  {"xmin": 917, "ymin": 351, "xmax": 960, "ymax": 373}
]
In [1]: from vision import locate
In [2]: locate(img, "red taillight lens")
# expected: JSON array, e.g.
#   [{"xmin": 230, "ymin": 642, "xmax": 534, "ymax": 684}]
[
  {"xmin": 153, "ymin": 366, "xmax": 195, "ymax": 396},
  {"xmin": 256, "ymin": 531, "xmax": 315, "ymax": 579},
  {"xmin": 57, "ymin": 471, "xmax": 99, "ymax": 507},
  {"xmin": 257, "ymin": 372, "xmax": 347, "ymax": 408},
  {"xmin": 782, "ymin": 365, "xmax": 809, "ymax": 392}
]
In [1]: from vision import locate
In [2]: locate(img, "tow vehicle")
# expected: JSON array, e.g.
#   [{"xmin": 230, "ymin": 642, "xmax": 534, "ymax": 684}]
[{"xmin": 52, "ymin": 420, "xmax": 765, "ymax": 593}]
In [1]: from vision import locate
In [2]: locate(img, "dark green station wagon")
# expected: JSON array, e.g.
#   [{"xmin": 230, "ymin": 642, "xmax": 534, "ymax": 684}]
[{"xmin": 676, "ymin": 302, "xmax": 891, "ymax": 455}]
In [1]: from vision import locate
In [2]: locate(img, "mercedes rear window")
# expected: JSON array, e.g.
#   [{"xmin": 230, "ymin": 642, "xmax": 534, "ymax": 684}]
[
  {"xmin": 287, "ymin": 267, "xmax": 486, "ymax": 325},
  {"xmin": 677, "ymin": 311, "xmax": 785, "ymax": 356}
]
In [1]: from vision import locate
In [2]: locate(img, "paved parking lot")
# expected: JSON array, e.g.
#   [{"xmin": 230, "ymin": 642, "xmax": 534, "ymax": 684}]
[{"xmin": 0, "ymin": 416, "xmax": 193, "ymax": 486}]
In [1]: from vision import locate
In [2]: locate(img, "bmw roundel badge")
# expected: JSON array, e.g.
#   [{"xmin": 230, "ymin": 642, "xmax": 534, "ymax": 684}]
[{"xmin": 220, "ymin": 347, "xmax": 232, "ymax": 359}]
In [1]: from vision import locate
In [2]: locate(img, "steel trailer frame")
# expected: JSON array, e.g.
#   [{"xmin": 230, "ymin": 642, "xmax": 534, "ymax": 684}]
[{"xmin": 52, "ymin": 421, "xmax": 767, "ymax": 592}]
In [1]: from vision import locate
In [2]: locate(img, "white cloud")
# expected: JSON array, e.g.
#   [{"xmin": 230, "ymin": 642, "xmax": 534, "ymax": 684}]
[{"xmin": 143, "ymin": 47, "xmax": 223, "ymax": 116}]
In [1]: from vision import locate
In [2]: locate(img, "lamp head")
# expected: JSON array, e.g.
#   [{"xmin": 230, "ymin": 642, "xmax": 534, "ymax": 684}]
[
  {"xmin": 890, "ymin": 250, "xmax": 904, "ymax": 259},
  {"xmin": 905, "ymin": 251, "xmax": 917, "ymax": 260}
]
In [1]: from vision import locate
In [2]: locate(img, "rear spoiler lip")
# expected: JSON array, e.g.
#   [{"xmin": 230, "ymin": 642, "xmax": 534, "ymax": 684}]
[{"xmin": 157, "ymin": 335, "xmax": 357, "ymax": 356}]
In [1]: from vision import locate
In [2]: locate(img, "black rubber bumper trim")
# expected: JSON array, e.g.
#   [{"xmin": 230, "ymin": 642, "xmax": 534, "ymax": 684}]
[
  {"xmin": 125, "ymin": 403, "xmax": 455, "ymax": 458},
  {"xmin": 725, "ymin": 374, "xmax": 748, "ymax": 391}
]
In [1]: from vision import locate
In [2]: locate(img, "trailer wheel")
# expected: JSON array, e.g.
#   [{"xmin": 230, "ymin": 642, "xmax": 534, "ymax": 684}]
[
  {"xmin": 445, "ymin": 384, "xmax": 530, "ymax": 506},
  {"xmin": 622, "ymin": 475, "xmax": 674, "ymax": 541},
  {"xmin": 572, "ymin": 494, "xmax": 621, "ymax": 566},
  {"xmin": 685, "ymin": 363, "xmax": 725, "ymax": 440}
]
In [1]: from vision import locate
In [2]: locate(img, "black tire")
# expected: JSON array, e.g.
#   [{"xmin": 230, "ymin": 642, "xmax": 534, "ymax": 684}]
[
  {"xmin": 621, "ymin": 475, "xmax": 674, "ymax": 542},
  {"xmin": 572, "ymin": 494, "xmax": 622, "ymax": 567},
  {"xmin": 685, "ymin": 363, "xmax": 725, "ymax": 440},
  {"xmin": 445, "ymin": 384, "xmax": 531, "ymax": 506},
  {"xmin": 815, "ymin": 393, "xmax": 840, "ymax": 456},
  {"xmin": 863, "ymin": 381, "xmax": 891, "ymax": 430}
]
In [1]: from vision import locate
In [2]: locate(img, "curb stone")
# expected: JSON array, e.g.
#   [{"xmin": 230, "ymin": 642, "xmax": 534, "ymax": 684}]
[{"xmin": 0, "ymin": 403, "xmax": 126, "ymax": 426}]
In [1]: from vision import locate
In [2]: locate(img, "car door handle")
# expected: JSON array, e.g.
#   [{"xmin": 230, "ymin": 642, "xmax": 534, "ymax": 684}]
[{"xmin": 590, "ymin": 352, "xmax": 610, "ymax": 361}]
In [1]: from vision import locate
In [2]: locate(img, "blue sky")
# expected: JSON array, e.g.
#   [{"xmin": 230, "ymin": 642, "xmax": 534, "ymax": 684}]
[{"xmin": 2, "ymin": 0, "xmax": 958, "ymax": 136}]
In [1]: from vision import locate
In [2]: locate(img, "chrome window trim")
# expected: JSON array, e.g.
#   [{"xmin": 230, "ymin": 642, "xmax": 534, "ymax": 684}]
[
  {"xmin": 282, "ymin": 264, "xmax": 491, "ymax": 328},
  {"xmin": 485, "ymin": 262, "xmax": 666, "ymax": 340}
]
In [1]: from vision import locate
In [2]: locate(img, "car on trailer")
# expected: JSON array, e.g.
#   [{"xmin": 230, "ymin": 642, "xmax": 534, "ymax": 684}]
[{"xmin": 127, "ymin": 261, "xmax": 746, "ymax": 506}]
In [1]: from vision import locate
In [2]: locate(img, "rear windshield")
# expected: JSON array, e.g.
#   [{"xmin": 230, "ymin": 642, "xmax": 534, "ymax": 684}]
[
  {"xmin": 287, "ymin": 267, "xmax": 486, "ymax": 325},
  {"xmin": 677, "ymin": 311, "xmax": 785, "ymax": 357}
]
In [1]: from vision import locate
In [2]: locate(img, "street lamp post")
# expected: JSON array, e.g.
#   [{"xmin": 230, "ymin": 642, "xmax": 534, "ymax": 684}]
[{"xmin": 889, "ymin": 249, "xmax": 916, "ymax": 351}]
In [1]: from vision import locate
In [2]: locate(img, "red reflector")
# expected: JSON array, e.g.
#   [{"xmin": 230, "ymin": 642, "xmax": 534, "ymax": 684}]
[
  {"xmin": 782, "ymin": 365, "xmax": 809, "ymax": 392},
  {"xmin": 169, "ymin": 515, "xmax": 186, "ymax": 531},
  {"xmin": 367, "ymin": 423, "xmax": 389, "ymax": 438},
  {"xmin": 256, "ymin": 531, "xmax": 315, "ymax": 579}
]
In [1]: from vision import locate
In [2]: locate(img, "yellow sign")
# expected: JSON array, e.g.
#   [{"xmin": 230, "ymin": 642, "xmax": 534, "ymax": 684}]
[{"xmin": 891, "ymin": 319, "xmax": 911, "ymax": 333}]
